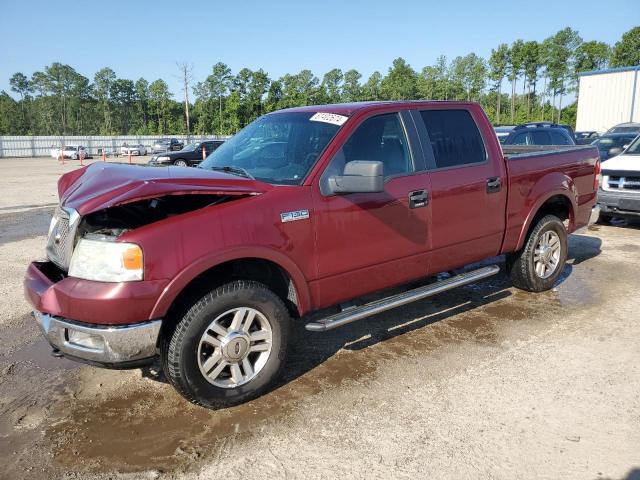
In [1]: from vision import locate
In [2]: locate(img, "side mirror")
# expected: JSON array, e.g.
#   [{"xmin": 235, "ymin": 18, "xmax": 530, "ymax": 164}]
[{"xmin": 328, "ymin": 160, "xmax": 384, "ymax": 194}]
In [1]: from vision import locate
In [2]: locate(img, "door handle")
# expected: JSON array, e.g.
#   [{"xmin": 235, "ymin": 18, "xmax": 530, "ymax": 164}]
[
  {"xmin": 486, "ymin": 177, "xmax": 502, "ymax": 194},
  {"xmin": 409, "ymin": 190, "xmax": 428, "ymax": 209}
]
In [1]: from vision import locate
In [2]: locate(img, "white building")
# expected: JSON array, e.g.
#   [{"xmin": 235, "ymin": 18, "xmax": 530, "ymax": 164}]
[{"xmin": 576, "ymin": 65, "xmax": 640, "ymax": 132}]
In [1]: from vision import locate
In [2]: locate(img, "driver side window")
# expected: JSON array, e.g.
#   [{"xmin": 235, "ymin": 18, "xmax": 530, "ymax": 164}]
[{"xmin": 320, "ymin": 112, "xmax": 412, "ymax": 194}]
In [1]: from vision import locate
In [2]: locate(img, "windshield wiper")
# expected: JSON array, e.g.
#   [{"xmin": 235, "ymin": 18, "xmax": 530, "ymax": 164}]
[{"xmin": 207, "ymin": 165, "xmax": 255, "ymax": 179}]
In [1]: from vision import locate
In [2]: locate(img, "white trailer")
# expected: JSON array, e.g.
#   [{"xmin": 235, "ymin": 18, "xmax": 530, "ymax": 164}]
[{"xmin": 576, "ymin": 66, "xmax": 640, "ymax": 133}]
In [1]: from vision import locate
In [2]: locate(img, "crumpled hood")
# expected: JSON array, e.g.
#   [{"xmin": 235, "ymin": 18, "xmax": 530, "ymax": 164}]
[
  {"xmin": 59, "ymin": 162, "xmax": 270, "ymax": 216},
  {"xmin": 601, "ymin": 153, "xmax": 640, "ymax": 174}
]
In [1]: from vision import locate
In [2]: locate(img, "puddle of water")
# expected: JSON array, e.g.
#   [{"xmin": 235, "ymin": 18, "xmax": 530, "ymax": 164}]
[{"xmin": 46, "ymin": 345, "xmax": 379, "ymax": 473}]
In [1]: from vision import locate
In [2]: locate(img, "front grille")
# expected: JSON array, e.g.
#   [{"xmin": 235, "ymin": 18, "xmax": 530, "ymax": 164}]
[
  {"xmin": 606, "ymin": 175, "xmax": 640, "ymax": 191},
  {"xmin": 46, "ymin": 206, "xmax": 80, "ymax": 270}
]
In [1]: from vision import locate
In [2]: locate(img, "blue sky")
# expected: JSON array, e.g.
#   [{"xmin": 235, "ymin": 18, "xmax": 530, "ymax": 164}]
[{"xmin": 1, "ymin": 0, "xmax": 638, "ymax": 97}]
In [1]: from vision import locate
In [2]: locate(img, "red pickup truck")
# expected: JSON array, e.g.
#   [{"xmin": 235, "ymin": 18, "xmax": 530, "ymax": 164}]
[{"xmin": 25, "ymin": 101, "xmax": 600, "ymax": 408}]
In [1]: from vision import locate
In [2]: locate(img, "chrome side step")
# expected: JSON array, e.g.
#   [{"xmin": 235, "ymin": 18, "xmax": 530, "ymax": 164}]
[{"xmin": 305, "ymin": 265, "xmax": 500, "ymax": 332}]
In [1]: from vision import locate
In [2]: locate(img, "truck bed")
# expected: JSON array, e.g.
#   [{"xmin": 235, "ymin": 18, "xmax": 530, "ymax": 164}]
[
  {"xmin": 502, "ymin": 144, "xmax": 595, "ymax": 159},
  {"xmin": 500, "ymin": 144, "xmax": 600, "ymax": 254}
]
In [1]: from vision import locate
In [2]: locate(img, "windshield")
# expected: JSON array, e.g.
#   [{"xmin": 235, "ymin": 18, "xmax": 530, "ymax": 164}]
[
  {"xmin": 610, "ymin": 126, "xmax": 640, "ymax": 134},
  {"xmin": 199, "ymin": 112, "xmax": 343, "ymax": 185},
  {"xmin": 624, "ymin": 135, "xmax": 640, "ymax": 155},
  {"xmin": 593, "ymin": 136, "xmax": 635, "ymax": 149}
]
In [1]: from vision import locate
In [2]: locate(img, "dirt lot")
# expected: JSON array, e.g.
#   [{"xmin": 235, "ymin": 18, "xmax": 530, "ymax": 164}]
[{"xmin": 0, "ymin": 157, "xmax": 638, "ymax": 480}]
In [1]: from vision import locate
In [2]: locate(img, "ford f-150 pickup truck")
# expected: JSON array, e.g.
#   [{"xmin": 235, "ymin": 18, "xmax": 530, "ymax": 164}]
[{"xmin": 25, "ymin": 101, "xmax": 600, "ymax": 408}]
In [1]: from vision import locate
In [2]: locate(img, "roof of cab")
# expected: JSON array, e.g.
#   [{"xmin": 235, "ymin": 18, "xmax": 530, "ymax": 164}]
[{"xmin": 275, "ymin": 100, "xmax": 479, "ymax": 116}]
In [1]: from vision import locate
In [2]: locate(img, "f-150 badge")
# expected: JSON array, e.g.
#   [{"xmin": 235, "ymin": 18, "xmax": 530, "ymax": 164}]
[{"xmin": 280, "ymin": 209, "xmax": 310, "ymax": 223}]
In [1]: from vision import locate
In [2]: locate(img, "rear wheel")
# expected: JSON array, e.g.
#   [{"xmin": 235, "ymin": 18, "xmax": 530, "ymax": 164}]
[
  {"xmin": 506, "ymin": 214, "xmax": 567, "ymax": 292},
  {"xmin": 160, "ymin": 280, "xmax": 290, "ymax": 408}
]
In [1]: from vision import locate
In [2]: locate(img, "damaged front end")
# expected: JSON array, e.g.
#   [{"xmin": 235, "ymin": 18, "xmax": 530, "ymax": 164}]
[
  {"xmin": 47, "ymin": 162, "xmax": 270, "ymax": 276},
  {"xmin": 79, "ymin": 193, "xmax": 235, "ymax": 239},
  {"xmin": 47, "ymin": 194, "xmax": 241, "ymax": 281},
  {"xmin": 26, "ymin": 165, "xmax": 270, "ymax": 365}
]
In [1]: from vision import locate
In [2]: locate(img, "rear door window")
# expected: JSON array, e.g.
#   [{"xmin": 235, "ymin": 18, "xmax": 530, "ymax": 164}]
[
  {"xmin": 419, "ymin": 110, "xmax": 486, "ymax": 168},
  {"xmin": 511, "ymin": 133, "xmax": 529, "ymax": 145},
  {"xmin": 531, "ymin": 130, "xmax": 552, "ymax": 145},
  {"xmin": 550, "ymin": 131, "xmax": 571, "ymax": 145}
]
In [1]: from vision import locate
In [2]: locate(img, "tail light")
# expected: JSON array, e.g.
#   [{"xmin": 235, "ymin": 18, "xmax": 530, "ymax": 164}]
[{"xmin": 594, "ymin": 158, "xmax": 601, "ymax": 191}]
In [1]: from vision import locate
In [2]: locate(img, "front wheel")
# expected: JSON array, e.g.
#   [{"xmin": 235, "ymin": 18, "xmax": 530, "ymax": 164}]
[
  {"xmin": 173, "ymin": 159, "xmax": 188, "ymax": 167},
  {"xmin": 506, "ymin": 214, "xmax": 567, "ymax": 292},
  {"xmin": 160, "ymin": 280, "xmax": 290, "ymax": 408}
]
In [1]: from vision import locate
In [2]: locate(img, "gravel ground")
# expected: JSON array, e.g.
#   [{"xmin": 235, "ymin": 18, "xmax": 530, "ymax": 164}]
[{"xmin": 0, "ymin": 157, "xmax": 638, "ymax": 480}]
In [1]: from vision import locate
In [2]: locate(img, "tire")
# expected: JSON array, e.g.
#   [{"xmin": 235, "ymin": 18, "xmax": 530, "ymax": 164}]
[
  {"xmin": 173, "ymin": 159, "xmax": 188, "ymax": 167},
  {"xmin": 597, "ymin": 214, "xmax": 611, "ymax": 224},
  {"xmin": 160, "ymin": 280, "xmax": 290, "ymax": 409},
  {"xmin": 506, "ymin": 214, "xmax": 567, "ymax": 292}
]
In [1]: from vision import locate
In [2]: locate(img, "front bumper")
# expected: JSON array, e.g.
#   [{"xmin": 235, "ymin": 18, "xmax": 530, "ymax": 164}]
[
  {"xmin": 24, "ymin": 261, "xmax": 168, "ymax": 325},
  {"xmin": 597, "ymin": 190, "xmax": 640, "ymax": 217},
  {"xmin": 34, "ymin": 311, "xmax": 161, "ymax": 367}
]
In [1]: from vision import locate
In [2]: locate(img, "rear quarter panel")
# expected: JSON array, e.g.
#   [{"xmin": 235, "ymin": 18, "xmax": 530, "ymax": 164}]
[{"xmin": 503, "ymin": 146, "xmax": 599, "ymax": 253}]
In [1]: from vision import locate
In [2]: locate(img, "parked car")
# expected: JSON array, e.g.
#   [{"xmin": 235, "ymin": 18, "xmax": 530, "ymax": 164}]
[
  {"xmin": 606, "ymin": 122, "xmax": 640, "ymax": 134},
  {"xmin": 25, "ymin": 101, "xmax": 599, "ymax": 408},
  {"xmin": 521, "ymin": 121, "xmax": 575, "ymax": 139},
  {"xmin": 120, "ymin": 144, "xmax": 148, "ymax": 156},
  {"xmin": 503, "ymin": 122, "xmax": 575, "ymax": 146},
  {"xmin": 575, "ymin": 131, "xmax": 600, "ymax": 145},
  {"xmin": 152, "ymin": 138, "xmax": 183, "ymax": 153},
  {"xmin": 597, "ymin": 133, "xmax": 640, "ymax": 222},
  {"xmin": 591, "ymin": 133, "xmax": 637, "ymax": 161},
  {"xmin": 55, "ymin": 145, "xmax": 92, "ymax": 160},
  {"xmin": 494, "ymin": 125, "xmax": 516, "ymax": 144},
  {"xmin": 149, "ymin": 140, "xmax": 225, "ymax": 167}
]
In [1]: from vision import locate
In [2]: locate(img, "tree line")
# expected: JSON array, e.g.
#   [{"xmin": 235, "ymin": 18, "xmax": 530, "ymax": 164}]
[{"xmin": 1, "ymin": 26, "xmax": 638, "ymax": 137}]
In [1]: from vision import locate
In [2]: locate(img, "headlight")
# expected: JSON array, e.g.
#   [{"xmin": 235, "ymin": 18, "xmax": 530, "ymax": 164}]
[
  {"xmin": 156, "ymin": 156, "xmax": 170, "ymax": 162},
  {"xmin": 69, "ymin": 237, "xmax": 143, "ymax": 282}
]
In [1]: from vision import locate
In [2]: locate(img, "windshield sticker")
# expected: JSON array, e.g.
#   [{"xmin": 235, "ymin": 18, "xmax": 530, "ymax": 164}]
[{"xmin": 310, "ymin": 112, "xmax": 348, "ymax": 126}]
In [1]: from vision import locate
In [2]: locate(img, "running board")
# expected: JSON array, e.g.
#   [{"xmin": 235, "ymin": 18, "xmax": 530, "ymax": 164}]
[{"xmin": 305, "ymin": 265, "xmax": 500, "ymax": 332}]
